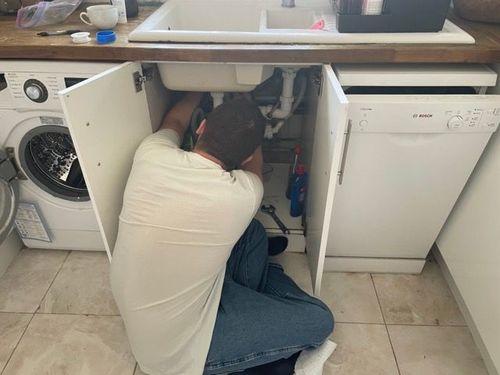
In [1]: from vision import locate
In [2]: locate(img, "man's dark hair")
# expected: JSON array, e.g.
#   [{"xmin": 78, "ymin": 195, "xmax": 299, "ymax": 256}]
[{"xmin": 196, "ymin": 97, "xmax": 266, "ymax": 171}]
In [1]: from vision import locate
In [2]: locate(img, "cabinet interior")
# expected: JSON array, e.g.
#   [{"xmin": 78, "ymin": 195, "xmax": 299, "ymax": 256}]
[{"xmin": 148, "ymin": 65, "xmax": 321, "ymax": 253}]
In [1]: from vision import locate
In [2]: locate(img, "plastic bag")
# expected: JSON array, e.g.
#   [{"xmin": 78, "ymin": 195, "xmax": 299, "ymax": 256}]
[{"xmin": 16, "ymin": 0, "xmax": 83, "ymax": 28}]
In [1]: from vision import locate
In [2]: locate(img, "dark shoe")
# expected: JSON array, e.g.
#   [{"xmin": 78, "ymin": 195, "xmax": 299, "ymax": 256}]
[
  {"xmin": 242, "ymin": 352, "xmax": 300, "ymax": 375},
  {"xmin": 268, "ymin": 236, "xmax": 289, "ymax": 256}
]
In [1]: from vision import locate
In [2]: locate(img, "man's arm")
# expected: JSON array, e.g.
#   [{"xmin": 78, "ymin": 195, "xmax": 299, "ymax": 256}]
[
  {"xmin": 159, "ymin": 92, "xmax": 203, "ymax": 138},
  {"xmin": 241, "ymin": 146, "xmax": 263, "ymax": 182}
]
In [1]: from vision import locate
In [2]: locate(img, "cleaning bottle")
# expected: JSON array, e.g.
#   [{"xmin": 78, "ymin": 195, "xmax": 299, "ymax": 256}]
[
  {"xmin": 290, "ymin": 164, "xmax": 307, "ymax": 217},
  {"xmin": 286, "ymin": 144, "xmax": 302, "ymax": 199}
]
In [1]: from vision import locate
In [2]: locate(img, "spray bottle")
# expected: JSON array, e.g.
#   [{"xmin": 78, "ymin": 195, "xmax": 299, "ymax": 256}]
[
  {"xmin": 286, "ymin": 144, "xmax": 302, "ymax": 199},
  {"xmin": 290, "ymin": 164, "xmax": 307, "ymax": 217}
]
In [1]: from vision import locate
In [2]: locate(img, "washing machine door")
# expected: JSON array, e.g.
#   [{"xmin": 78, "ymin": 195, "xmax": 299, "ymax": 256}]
[
  {"xmin": 18, "ymin": 124, "xmax": 89, "ymax": 202},
  {"xmin": 0, "ymin": 149, "xmax": 18, "ymax": 245}
]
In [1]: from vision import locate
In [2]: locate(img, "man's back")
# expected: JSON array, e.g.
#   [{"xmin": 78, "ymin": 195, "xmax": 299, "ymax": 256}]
[{"xmin": 110, "ymin": 129, "xmax": 262, "ymax": 375}]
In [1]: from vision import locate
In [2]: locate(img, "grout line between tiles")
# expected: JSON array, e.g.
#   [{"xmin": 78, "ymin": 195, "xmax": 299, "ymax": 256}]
[
  {"xmin": 0, "ymin": 312, "xmax": 35, "ymax": 375},
  {"xmin": 370, "ymin": 273, "xmax": 402, "ymax": 375},
  {"xmin": 34, "ymin": 250, "xmax": 71, "ymax": 315},
  {"xmin": 0, "ymin": 311, "xmax": 33, "ymax": 316},
  {"xmin": 0, "ymin": 309, "xmax": 121, "ymax": 316},
  {"xmin": 35, "ymin": 311, "xmax": 120, "ymax": 317},
  {"xmin": 385, "ymin": 322, "xmax": 468, "ymax": 327}
]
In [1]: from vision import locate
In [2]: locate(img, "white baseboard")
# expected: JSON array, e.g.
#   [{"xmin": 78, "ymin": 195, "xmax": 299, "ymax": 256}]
[{"xmin": 324, "ymin": 256, "xmax": 426, "ymax": 274}]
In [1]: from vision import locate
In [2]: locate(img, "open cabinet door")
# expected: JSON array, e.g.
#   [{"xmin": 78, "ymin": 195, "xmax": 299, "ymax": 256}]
[
  {"xmin": 59, "ymin": 62, "xmax": 154, "ymax": 260},
  {"xmin": 306, "ymin": 65, "xmax": 349, "ymax": 295}
]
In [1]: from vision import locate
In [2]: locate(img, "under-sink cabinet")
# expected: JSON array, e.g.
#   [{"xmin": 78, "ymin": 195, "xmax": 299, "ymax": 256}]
[{"xmin": 59, "ymin": 62, "xmax": 347, "ymax": 295}]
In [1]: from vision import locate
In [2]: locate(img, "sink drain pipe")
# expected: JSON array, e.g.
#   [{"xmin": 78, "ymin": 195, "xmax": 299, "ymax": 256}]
[
  {"xmin": 211, "ymin": 92, "xmax": 225, "ymax": 108},
  {"xmin": 261, "ymin": 68, "xmax": 307, "ymax": 139}
]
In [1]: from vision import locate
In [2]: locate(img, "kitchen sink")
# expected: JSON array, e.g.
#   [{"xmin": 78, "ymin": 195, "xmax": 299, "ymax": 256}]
[
  {"xmin": 130, "ymin": 0, "xmax": 474, "ymax": 91},
  {"xmin": 129, "ymin": 0, "xmax": 474, "ymax": 45}
]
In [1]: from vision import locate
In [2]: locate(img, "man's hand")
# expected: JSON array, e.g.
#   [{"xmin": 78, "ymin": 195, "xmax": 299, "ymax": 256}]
[
  {"xmin": 160, "ymin": 92, "xmax": 204, "ymax": 138},
  {"xmin": 241, "ymin": 146, "xmax": 263, "ymax": 182}
]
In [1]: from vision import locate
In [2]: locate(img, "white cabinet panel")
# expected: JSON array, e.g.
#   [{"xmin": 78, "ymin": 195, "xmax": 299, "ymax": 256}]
[
  {"xmin": 59, "ymin": 62, "xmax": 153, "ymax": 259},
  {"xmin": 306, "ymin": 65, "xmax": 349, "ymax": 295},
  {"xmin": 437, "ymin": 121, "xmax": 500, "ymax": 375}
]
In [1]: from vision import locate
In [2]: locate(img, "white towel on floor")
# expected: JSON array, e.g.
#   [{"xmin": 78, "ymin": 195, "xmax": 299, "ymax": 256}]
[{"xmin": 294, "ymin": 340, "xmax": 337, "ymax": 375}]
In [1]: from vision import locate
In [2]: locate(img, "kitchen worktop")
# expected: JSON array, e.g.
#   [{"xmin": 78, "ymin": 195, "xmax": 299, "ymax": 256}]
[{"xmin": 0, "ymin": 5, "xmax": 499, "ymax": 63}]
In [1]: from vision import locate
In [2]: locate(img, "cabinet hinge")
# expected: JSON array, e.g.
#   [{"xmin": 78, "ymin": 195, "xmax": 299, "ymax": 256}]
[
  {"xmin": 312, "ymin": 70, "xmax": 323, "ymax": 97},
  {"xmin": 133, "ymin": 67, "xmax": 154, "ymax": 93}
]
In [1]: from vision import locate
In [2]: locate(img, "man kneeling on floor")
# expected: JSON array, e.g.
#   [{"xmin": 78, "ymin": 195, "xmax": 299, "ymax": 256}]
[{"xmin": 110, "ymin": 92, "xmax": 334, "ymax": 375}]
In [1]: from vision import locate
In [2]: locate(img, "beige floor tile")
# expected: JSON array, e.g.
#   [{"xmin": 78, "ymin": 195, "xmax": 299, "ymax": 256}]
[
  {"xmin": 39, "ymin": 251, "xmax": 119, "ymax": 315},
  {"xmin": 0, "ymin": 249, "xmax": 68, "ymax": 313},
  {"xmin": 269, "ymin": 254, "xmax": 384, "ymax": 324},
  {"xmin": 388, "ymin": 325, "xmax": 488, "ymax": 375},
  {"xmin": 321, "ymin": 272, "xmax": 384, "ymax": 324},
  {"xmin": 372, "ymin": 259, "xmax": 465, "ymax": 325},
  {"xmin": 270, "ymin": 252, "xmax": 313, "ymax": 294},
  {"xmin": 324, "ymin": 323, "xmax": 399, "ymax": 375},
  {"xmin": 0, "ymin": 313, "xmax": 32, "ymax": 371},
  {"xmin": 3, "ymin": 314, "xmax": 135, "ymax": 375},
  {"xmin": 134, "ymin": 364, "xmax": 147, "ymax": 374}
]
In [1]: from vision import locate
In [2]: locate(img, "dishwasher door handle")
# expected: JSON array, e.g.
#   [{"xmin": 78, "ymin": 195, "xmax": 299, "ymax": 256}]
[{"xmin": 337, "ymin": 120, "xmax": 352, "ymax": 186}]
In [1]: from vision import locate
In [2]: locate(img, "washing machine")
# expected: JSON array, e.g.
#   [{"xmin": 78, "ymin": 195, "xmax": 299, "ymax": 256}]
[{"xmin": 0, "ymin": 61, "xmax": 117, "ymax": 251}]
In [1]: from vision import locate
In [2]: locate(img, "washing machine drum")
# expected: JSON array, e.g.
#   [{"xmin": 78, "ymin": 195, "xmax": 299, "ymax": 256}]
[{"xmin": 19, "ymin": 125, "xmax": 89, "ymax": 201}]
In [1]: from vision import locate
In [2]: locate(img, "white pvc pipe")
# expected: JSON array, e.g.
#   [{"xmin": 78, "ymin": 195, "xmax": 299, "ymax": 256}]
[
  {"xmin": 211, "ymin": 92, "xmax": 224, "ymax": 108},
  {"xmin": 270, "ymin": 68, "xmax": 298, "ymax": 119},
  {"xmin": 264, "ymin": 120, "xmax": 286, "ymax": 140},
  {"xmin": 259, "ymin": 68, "xmax": 300, "ymax": 121}
]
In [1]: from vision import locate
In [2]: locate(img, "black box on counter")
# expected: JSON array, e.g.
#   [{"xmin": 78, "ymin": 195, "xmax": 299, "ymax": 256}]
[{"xmin": 335, "ymin": 0, "xmax": 452, "ymax": 33}]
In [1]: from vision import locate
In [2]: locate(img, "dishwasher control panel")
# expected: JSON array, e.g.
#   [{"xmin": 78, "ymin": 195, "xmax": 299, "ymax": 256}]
[
  {"xmin": 348, "ymin": 99, "xmax": 500, "ymax": 133},
  {"xmin": 445, "ymin": 108, "xmax": 500, "ymax": 130}
]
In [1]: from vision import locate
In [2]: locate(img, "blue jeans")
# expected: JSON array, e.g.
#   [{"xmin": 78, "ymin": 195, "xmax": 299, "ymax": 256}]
[{"xmin": 204, "ymin": 220, "xmax": 334, "ymax": 374}]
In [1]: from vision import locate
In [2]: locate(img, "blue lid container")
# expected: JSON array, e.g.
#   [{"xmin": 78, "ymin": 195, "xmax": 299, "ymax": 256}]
[{"xmin": 96, "ymin": 30, "xmax": 116, "ymax": 44}]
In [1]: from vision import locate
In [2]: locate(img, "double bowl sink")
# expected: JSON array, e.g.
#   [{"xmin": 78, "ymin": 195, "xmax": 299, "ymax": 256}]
[
  {"xmin": 129, "ymin": 0, "xmax": 333, "ymax": 44},
  {"xmin": 128, "ymin": 0, "xmax": 474, "ymax": 92}
]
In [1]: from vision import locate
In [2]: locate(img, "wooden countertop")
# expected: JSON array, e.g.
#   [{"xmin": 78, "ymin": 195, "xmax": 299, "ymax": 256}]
[{"xmin": 1, "ymin": 6, "xmax": 500, "ymax": 63}]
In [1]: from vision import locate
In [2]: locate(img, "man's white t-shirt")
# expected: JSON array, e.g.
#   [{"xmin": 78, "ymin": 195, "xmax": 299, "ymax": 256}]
[{"xmin": 110, "ymin": 129, "xmax": 263, "ymax": 375}]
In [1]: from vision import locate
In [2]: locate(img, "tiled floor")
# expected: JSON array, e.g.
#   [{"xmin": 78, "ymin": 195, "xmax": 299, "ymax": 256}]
[{"xmin": 0, "ymin": 249, "xmax": 488, "ymax": 375}]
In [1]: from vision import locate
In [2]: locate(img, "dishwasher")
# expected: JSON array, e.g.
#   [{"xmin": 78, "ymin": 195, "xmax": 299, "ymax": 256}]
[{"xmin": 324, "ymin": 64, "xmax": 500, "ymax": 273}]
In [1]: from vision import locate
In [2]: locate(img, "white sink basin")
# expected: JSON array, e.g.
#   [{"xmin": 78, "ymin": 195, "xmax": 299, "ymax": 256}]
[
  {"xmin": 152, "ymin": 1, "xmax": 262, "ymax": 33},
  {"xmin": 265, "ymin": 9, "xmax": 316, "ymax": 30}
]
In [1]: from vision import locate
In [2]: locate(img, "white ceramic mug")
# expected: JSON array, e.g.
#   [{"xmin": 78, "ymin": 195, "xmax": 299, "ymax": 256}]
[{"xmin": 80, "ymin": 5, "xmax": 118, "ymax": 30}]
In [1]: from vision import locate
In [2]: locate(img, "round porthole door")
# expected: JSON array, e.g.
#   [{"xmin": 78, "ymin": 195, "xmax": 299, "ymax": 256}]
[
  {"xmin": 18, "ymin": 125, "xmax": 89, "ymax": 202},
  {"xmin": 0, "ymin": 149, "xmax": 18, "ymax": 245}
]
